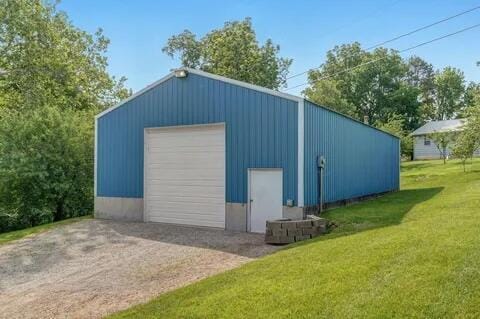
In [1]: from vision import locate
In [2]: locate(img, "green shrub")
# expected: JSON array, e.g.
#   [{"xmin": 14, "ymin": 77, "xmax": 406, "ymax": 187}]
[{"xmin": 0, "ymin": 106, "xmax": 94, "ymax": 231}]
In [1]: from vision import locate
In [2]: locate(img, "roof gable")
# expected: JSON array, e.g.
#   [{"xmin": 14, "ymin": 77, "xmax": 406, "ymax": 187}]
[
  {"xmin": 96, "ymin": 67, "xmax": 301, "ymax": 119},
  {"xmin": 411, "ymin": 119, "xmax": 466, "ymax": 136}
]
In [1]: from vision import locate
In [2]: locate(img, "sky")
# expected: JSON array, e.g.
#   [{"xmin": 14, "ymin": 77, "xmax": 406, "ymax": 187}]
[{"xmin": 58, "ymin": 0, "xmax": 480, "ymax": 96}]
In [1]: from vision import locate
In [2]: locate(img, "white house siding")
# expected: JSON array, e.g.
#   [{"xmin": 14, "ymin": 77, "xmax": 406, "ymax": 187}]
[{"xmin": 413, "ymin": 135, "xmax": 480, "ymax": 160}]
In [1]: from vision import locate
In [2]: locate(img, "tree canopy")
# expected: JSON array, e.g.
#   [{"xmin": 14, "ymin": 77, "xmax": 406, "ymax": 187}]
[
  {"xmin": 304, "ymin": 43, "xmax": 421, "ymax": 130},
  {"xmin": 0, "ymin": 0, "xmax": 129, "ymax": 231},
  {"xmin": 0, "ymin": 0, "xmax": 130, "ymax": 112},
  {"xmin": 162, "ymin": 18, "xmax": 292, "ymax": 89},
  {"xmin": 304, "ymin": 44, "xmax": 472, "ymax": 127}
]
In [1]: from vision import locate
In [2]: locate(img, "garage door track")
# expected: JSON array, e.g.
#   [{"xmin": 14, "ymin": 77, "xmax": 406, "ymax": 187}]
[{"xmin": 0, "ymin": 219, "xmax": 279, "ymax": 319}]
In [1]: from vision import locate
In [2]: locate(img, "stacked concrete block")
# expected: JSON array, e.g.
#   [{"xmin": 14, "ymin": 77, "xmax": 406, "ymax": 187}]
[{"xmin": 265, "ymin": 215, "xmax": 328, "ymax": 244}]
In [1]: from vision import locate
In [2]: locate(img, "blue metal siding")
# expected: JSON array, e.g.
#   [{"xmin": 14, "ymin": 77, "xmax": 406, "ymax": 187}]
[
  {"xmin": 304, "ymin": 101, "xmax": 400, "ymax": 206},
  {"xmin": 97, "ymin": 73, "xmax": 298, "ymax": 204}
]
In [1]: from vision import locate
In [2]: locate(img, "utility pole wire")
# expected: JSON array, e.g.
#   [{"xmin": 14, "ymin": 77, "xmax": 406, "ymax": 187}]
[
  {"xmin": 286, "ymin": 5, "xmax": 480, "ymax": 81},
  {"xmin": 283, "ymin": 23, "xmax": 480, "ymax": 92}
]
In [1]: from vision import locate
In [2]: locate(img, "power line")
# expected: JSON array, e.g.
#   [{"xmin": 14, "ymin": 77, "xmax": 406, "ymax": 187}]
[
  {"xmin": 283, "ymin": 23, "xmax": 480, "ymax": 92},
  {"xmin": 365, "ymin": 5, "xmax": 480, "ymax": 50},
  {"xmin": 238, "ymin": 0, "xmax": 402, "ymax": 82},
  {"xmin": 315, "ymin": 0, "xmax": 402, "ymax": 39},
  {"xmin": 286, "ymin": 5, "xmax": 480, "ymax": 81}
]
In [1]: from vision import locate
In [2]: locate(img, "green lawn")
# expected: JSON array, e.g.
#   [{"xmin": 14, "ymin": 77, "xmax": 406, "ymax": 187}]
[
  {"xmin": 110, "ymin": 159, "xmax": 480, "ymax": 319},
  {"xmin": 0, "ymin": 215, "xmax": 92, "ymax": 245}
]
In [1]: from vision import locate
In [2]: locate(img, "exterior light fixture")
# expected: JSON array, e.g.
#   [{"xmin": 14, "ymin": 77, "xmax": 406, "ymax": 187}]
[{"xmin": 174, "ymin": 69, "xmax": 188, "ymax": 78}]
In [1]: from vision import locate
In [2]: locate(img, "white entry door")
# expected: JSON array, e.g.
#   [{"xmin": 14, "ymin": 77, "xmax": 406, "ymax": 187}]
[
  {"xmin": 249, "ymin": 169, "xmax": 283, "ymax": 233},
  {"xmin": 144, "ymin": 124, "xmax": 225, "ymax": 228}
]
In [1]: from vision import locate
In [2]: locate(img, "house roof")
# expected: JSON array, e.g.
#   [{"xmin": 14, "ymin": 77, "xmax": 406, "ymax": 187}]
[{"xmin": 411, "ymin": 119, "xmax": 466, "ymax": 136}]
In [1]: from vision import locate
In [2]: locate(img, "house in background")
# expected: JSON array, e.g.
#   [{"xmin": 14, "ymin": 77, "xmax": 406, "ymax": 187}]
[
  {"xmin": 411, "ymin": 119, "xmax": 480, "ymax": 160},
  {"xmin": 94, "ymin": 68, "xmax": 400, "ymax": 233}
]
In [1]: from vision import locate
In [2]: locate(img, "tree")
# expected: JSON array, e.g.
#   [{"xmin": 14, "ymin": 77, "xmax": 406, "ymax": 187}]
[
  {"xmin": 454, "ymin": 101, "xmax": 480, "ymax": 171},
  {"xmin": 163, "ymin": 18, "xmax": 292, "ymax": 89},
  {"xmin": 303, "ymin": 79, "xmax": 354, "ymax": 117},
  {"xmin": 304, "ymin": 43, "xmax": 420, "ymax": 129},
  {"xmin": 429, "ymin": 67, "xmax": 465, "ymax": 121},
  {"xmin": 0, "ymin": 0, "xmax": 130, "ymax": 112},
  {"xmin": 427, "ymin": 131, "xmax": 457, "ymax": 164},
  {"xmin": 406, "ymin": 56, "xmax": 435, "ymax": 107},
  {"xmin": 376, "ymin": 115, "xmax": 413, "ymax": 159},
  {"xmin": 464, "ymin": 82, "xmax": 480, "ymax": 111},
  {"xmin": 0, "ymin": 107, "xmax": 94, "ymax": 229},
  {"xmin": 0, "ymin": 0, "xmax": 129, "ymax": 232},
  {"xmin": 452, "ymin": 131, "xmax": 477, "ymax": 172}
]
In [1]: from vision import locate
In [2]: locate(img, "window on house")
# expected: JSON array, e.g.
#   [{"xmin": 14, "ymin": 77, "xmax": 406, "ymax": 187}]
[{"xmin": 424, "ymin": 136, "xmax": 431, "ymax": 146}]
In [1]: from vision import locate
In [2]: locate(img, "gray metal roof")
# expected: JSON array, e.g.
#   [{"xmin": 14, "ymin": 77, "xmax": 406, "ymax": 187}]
[{"xmin": 411, "ymin": 119, "xmax": 466, "ymax": 136}]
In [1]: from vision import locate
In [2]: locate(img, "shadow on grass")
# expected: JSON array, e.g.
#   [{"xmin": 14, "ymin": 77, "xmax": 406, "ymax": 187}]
[{"xmin": 299, "ymin": 187, "xmax": 444, "ymax": 245}]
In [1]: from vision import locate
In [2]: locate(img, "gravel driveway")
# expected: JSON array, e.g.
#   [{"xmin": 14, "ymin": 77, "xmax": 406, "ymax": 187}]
[{"xmin": 0, "ymin": 219, "xmax": 279, "ymax": 319}]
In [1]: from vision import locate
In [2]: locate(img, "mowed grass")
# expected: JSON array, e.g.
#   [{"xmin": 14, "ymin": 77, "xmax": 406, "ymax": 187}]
[
  {"xmin": 0, "ymin": 215, "xmax": 92, "ymax": 245},
  {"xmin": 110, "ymin": 159, "xmax": 480, "ymax": 319}
]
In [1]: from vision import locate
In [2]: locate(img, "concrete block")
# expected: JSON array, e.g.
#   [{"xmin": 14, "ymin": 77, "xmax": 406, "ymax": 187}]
[
  {"xmin": 312, "ymin": 218, "xmax": 328, "ymax": 227},
  {"xmin": 266, "ymin": 221, "xmax": 283, "ymax": 231},
  {"xmin": 272, "ymin": 228, "xmax": 287, "ymax": 236},
  {"xmin": 296, "ymin": 220, "xmax": 314, "ymax": 228},
  {"xmin": 301, "ymin": 228, "xmax": 318, "ymax": 236},
  {"xmin": 282, "ymin": 222, "xmax": 297, "ymax": 230},
  {"xmin": 287, "ymin": 229, "xmax": 302, "ymax": 236},
  {"xmin": 294, "ymin": 235, "xmax": 312, "ymax": 241},
  {"xmin": 265, "ymin": 235, "xmax": 295, "ymax": 244}
]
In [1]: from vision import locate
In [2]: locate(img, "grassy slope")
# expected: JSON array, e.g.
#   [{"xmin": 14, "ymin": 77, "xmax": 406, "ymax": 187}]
[
  {"xmin": 0, "ymin": 215, "xmax": 92, "ymax": 245},
  {"xmin": 110, "ymin": 159, "xmax": 480, "ymax": 319}
]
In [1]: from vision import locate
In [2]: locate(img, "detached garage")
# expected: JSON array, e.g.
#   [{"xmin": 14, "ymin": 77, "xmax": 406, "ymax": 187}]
[{"xmin": 95, "ymin": 68, "xmax": 400, "ymax": 233}]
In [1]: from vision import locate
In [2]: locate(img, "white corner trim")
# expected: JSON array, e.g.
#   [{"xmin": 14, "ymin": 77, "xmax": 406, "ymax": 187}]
[
  {"xmin": 94, "ymin": 117, "xmax": 98, "ymax": 197},
  {"xmin": 297, "ymin": 99, "xmax": 305, "ymax": 207}
]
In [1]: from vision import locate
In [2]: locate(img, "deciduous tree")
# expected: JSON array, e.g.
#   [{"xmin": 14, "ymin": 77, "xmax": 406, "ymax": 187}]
[
  {"xmin": 429, "ymin": 67, "xmax": 465, "ymax": 121},
  {"xmin": 376, "ymin": 115, "xmax": 413, "ymax": 159},
  {"xmin": 304, "ymin": 43, "xmax": 420, "ymax": 129},
  {"xmin": 0, "ymin": 0, "xmax": 130, "ymax": 112},
  {"xmin": 0, "ymin": 0, "xmax": 129, "ymax": 232},
  {"xmin": 163, "ymin": 18, "xmax": 292, "ymax": 89},
  {"xmin": 427, "ymin": 131, "xmax": 457, "ymax": 164}
]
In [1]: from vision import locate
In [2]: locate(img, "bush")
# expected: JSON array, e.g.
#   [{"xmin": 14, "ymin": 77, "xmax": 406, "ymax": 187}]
[{"xmin": 0, "ymin": 106, "xmax": 94, "ymax": 232}]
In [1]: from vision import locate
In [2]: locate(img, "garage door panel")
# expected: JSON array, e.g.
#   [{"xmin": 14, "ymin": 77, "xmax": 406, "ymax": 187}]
[
  {"xmin": 148, "ymin": 216, "xmax": 225, "ymax": 228},
  {"xmin": 148, "ymin": 195, "xmax": 225, "ymax": 204},
  {"xmin": 147, "ymin": 204, "xmax": 225, "ymax": 215},
  {"xmin": 147, "ymin": 159, "xmax": 225, "ymax": 169},
  {"xmin": 148, "ymin": 176, "xmax": 224, "ymax": 182},
  {"xmin": 148, "ymin": 180, "xmax": 224, "ymax": 187},
  {"xmin": 149, "ymin": 145, "xmax": 224, "ymax": 159},
  {"xmin": 145, "ymin": 124, "xmax": 225, "ymax": 228},
  {"xmin": 147, "ymin": 184, "xmax": 224, "ymax": 194},
  {"xmin": 148, "ymin": 134, "xmax": 224, "ymax": 147}
]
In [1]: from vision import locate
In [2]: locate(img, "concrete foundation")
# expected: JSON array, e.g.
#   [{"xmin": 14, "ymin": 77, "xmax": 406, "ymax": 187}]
[
  {"xmin": 94, "ymin": 197, "xmax": 143, "ymax": 221},
  {"xmin": 282, "ymin": 206, "xmax": 304, "ymax": 220},
  {"xmin": 94, "ymin": 197, "xmax": 305, "ymax": 233},
  {"xmin": 225, "ymin": 203, "xmax": 247, "ymax": 232}
]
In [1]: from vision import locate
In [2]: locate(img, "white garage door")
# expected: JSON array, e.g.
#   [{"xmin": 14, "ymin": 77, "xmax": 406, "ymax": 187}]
[{"xmin": 144, "ymin": 124, "xmax": 225, "ymax": 228}]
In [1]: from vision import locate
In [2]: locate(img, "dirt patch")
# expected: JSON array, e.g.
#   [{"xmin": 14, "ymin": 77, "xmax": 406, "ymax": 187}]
[{"xmin": 0, "ymin": 219, "xmax": 279, "ymax": 319}]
